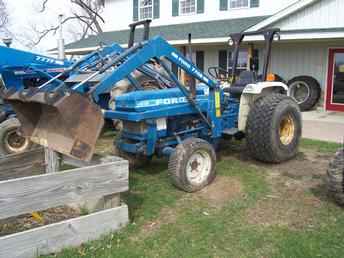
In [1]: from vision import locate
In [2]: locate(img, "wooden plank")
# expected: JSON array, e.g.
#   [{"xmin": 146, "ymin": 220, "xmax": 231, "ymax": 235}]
[
  {"xmin": 0, "ymin": 205, "xmax": 129, "ymax": 258},
  {"xmin": 0, "ymin": 160, "xmax": 129, "ymax": 219},
  {"xmin": 44, "ymin": 149, "xmax": 60, "ymax": 173},
  {"xmin": 0, "ymin": 148, "xmax": 45, "ymax": 181},
  {"xmin": 62, "ymin": 155, "xmax": 126, "ymax": 212},
  {"xmin": 62, "ymin": 154, "xmax": 124, "ymax": 168}
]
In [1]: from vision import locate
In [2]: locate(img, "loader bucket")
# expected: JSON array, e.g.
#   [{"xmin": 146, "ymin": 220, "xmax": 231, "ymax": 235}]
[{"xmin": 2, "ymin": 90, "xmax": 104, "ymax": 161}]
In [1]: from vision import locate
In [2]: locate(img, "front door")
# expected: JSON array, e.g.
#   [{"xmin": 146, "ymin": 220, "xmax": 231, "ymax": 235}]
[{"xmin": 326, "ymin": 48, "xmax": 344, "ymax": 111}]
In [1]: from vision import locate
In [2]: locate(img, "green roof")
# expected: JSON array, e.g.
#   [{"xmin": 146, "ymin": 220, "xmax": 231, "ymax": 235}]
[{"xmin": 64, "ymin": 16, "xmax": 269, "ymax": 50}]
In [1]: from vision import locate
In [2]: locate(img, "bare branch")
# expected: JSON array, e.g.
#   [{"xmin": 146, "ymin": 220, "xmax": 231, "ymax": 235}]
[
  {"xmin": 0, "ymin": 0, "xmax": 9, "ymax": 30},
  {"xmin": 24, "ymin": 0, "xmax": 105, "ymax": 48},
  {"xmin": 39, "ymin": 0, "xmax": 49, "ymax": 13},
  {"xmin": 71, "ymin": 0, "xmax": 105, "ymax": 23},
  {"xmin": 30, "ymin": 16, "xmax": 84, "ymax": 46}
]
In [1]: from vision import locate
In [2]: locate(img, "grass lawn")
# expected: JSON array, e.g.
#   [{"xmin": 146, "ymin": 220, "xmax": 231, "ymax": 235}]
[{"xmin": 44, "ymin": 138, "xmax": 344, "ymax": 258}]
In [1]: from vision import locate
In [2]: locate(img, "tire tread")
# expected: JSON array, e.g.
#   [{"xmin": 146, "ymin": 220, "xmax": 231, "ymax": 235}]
[
  {"xmin": 327, "ymin": 148, "xmax": 344, "ymax": 205},
  {"xmin": 168, "ymin": 138, "xmax": 216, "ymax": 192},
  {"xmin": 246, "ymin": 93, "xmax": 301, "ymax": 163}
]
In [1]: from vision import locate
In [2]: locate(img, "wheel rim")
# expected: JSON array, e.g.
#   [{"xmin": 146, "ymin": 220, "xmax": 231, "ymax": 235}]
[
  {"xmin": 279, "ymin": 114, "xmax": 295, "ymax": 146},
  {"xmin": 288, "ymin": 81, "xmax": 310, "ymax": 104},
  {"xmin": 186, "ymin": 150, "xmax": 212, "ymax": 185},
  {"xmin": 4, "ymin": 129, "xmax": 30, "ymax": 153}
]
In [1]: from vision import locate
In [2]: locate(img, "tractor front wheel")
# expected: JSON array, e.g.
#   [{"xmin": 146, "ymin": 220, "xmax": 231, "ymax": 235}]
[
  {"xmin": 168, "ymin": 138, "xmax": 216, "ymax": 192},
  {"xmin": 246, "ymin": 94, "xmax": 302, "ymax": 163},
  {"xmin": 327, "ymin": 148, "xmax": 344, "ymax": 205},
  {"xmin": 0, "ymin": 118, "xmax": 33, "ymax": 156}
]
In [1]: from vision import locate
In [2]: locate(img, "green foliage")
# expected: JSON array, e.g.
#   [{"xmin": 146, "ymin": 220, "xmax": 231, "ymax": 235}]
[
  {"xmin": 42, "ymin": 138, "xmax": 344, "ymax": 258},
  {"xmin": 301, "ymin": 138, "xmax": 342, "ymax": 154}
]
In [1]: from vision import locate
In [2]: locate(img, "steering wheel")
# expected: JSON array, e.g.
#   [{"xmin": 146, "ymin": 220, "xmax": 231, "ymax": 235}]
[{"xmin": 208, "ymin": 67, "xmax": 230, "ymax": 81}]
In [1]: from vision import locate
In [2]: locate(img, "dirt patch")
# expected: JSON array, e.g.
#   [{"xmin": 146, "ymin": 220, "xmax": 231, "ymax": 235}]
[
  {"xmin": 196, "ymin": 176, "xmax": 243, "ymax": 209},
  {"xmin": 275, "ymin": 151, "xmax": 331, "ymax": 182},
  {"xmin": 247, "ymin": 189, "xmax": 322, "ymax": 230},
  {"xmin": 131, "ymin": 206, "xmax": 178, "ymax": 241},
  {"xmin": 246, "ymin": 150, "xmax": 329, "ymax": 230},
  {"xmin": 0, "ymin": 206, "xmax": 80, "ymax": 237},
  {"xmin": 132, "ymin": 177, "xmax": 243, "ymax": 241},
  {"xmin": 143, "ymin": 207, "xmax": 177, "ymax": 232}
]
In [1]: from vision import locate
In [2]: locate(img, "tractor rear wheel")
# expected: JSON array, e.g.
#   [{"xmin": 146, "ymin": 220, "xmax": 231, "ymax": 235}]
[
  {"xmin": 0, "ymin": 118, "xmax": 33, "ymax": 156},
  {"xmin": 327, "ymin": 148, "xmax": 344, "ymax": 205},
  {"xmin": 168, "ymin": 138, "xmax": 216, "ymax": 192},
  {"xmin": 246, "ymin": 94, "xmax": 302, "ymax": 163}
]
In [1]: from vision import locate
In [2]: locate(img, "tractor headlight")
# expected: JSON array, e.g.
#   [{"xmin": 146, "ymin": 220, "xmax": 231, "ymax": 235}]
[{"xmin": 274, "ymin": 33, "xmax": 281, "ymax": 41}]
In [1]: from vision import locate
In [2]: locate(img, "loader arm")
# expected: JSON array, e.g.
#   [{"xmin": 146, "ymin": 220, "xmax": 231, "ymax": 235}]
[
  {"xmin": 88, "ymin": 36, "xmax": 217, "ymax": 101},
  {"xmin": 82, "ymin": 36, "xmax": 217, "ymax": 128}
]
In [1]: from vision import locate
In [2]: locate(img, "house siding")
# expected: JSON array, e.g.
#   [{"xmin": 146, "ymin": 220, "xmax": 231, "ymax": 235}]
[
  {"xmin": 267, "ymin": 40, "xmax": 344, "ymax": 89},
  {"xmin": 274, "ymin": 0, "xmax": 344, "ymax": 30},
  {"xmin": 189, "ymin": 40, "xmax": 344, "ymax": 91},
  {"xmin": 102, "ymin": 0, "xmax": 296, "ymax": 32},
  {"xmin": 266, "ymin": 43, "xmax": 327, "ymax": 87}
]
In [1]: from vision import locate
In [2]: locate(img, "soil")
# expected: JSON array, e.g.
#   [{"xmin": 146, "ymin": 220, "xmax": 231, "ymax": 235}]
[
  {"xmin": 246, "ymin": 149, "xmax": 331, "ymax": 230},
  {"xmin": 195, "ymin": 176, "xmax": 243, "ymax": 209},
  {"xmin": 0, "ymin": 206, "xmax": 80, "ymax": 237},
  {"xmin": 133, "ymin": 176, "xmax": 244, "ymax": 241}
]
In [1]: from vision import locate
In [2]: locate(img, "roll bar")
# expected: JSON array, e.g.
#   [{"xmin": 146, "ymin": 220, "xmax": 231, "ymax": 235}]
[
  {"xmin": 229, "ymin": 28, "xmax": 280, "ymax": 83},
  {"xmin": 128, "ymin": 19, "xmax": 152, "ymax": 48}
]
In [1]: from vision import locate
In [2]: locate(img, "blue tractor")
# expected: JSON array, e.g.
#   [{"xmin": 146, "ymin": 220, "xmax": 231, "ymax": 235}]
[
  {"xmin": 0, "ymin": 45, "xmax": 72, "ymax": 155},
  {"xmin": 2, "ymin": 24, "xmax": 302, "ymax": 192},
  {"xmin": 0, "ymin": 20, "xmax": 174, "ymax": 156}
]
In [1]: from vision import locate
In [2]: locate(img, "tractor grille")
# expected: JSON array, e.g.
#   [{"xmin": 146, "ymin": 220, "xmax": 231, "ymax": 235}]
[{"xmin": 123, "ymin": 121, "xmax": 148, "ymax": 134}]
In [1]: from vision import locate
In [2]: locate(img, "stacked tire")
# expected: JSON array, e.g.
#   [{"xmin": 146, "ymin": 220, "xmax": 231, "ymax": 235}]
[
  {"xmin": 327, "ymin": 149, "xmax": 344, "ymax": 205},
  {"xmin": 288, "ymin": 76, "xmax": 321, "ymax": 111}
]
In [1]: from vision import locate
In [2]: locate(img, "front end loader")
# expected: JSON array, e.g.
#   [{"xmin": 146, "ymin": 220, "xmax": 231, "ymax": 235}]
[
  {"xmin": 1, "ymin": 27, "xmax": 302, "ymax": 192},
  {"xmin": 0, "ymin": 46, "xmax": 73, "ymax": 155}
]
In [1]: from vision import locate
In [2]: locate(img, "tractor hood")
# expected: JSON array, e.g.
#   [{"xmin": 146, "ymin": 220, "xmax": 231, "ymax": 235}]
[{"xmin": 115, "ymin": 85, "xmax": 209, "ymax": 112}]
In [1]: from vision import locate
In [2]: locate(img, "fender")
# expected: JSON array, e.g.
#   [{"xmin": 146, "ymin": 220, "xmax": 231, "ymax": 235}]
[
  {"xmin": 238, "ymin": 82, "xmax": 289, "ymax": 131},
  {"xmin": 242, "ymin": 81, "xmax": 288, "ymax": 95}
]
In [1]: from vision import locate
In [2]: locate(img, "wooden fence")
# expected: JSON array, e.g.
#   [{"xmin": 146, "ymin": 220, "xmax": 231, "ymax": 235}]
[
  {"xmin": 0, "ymin": 152, "xmax": 129, "ymax": 258},
  {"xmin": 0, "ymin": 148, "xmax": 45, "ymax": 181}
]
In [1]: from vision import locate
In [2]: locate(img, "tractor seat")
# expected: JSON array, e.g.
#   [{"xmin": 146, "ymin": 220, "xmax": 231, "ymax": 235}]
[{"xmin": 226, "ymin": 71, "xmax": 257, "ymax": 98}]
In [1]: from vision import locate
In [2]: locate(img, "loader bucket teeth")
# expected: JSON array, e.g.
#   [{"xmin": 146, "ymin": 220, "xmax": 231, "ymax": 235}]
[{"xmin": 2, "ymin": 91, "xmax": 104, "ymax": 161}]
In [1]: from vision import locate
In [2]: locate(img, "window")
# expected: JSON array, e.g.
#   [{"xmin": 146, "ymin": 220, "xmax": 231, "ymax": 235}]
[
  {"xmin": 219, "ymin": 49, "xmax": 249, "ymax": 75},
  {"xmin": 230, "ymin": 0, "xmax": 249, "ymax": 9},
  {"xmin": 139, "ymin": 0, "xmax": 153, "ymax": 20},
  {"xmin": 229, "ymin": 50, "xmax": 248, "ymax": 71},
  {"xmin": 180, "ymin": 0, "xmax": 196, "ymax": 15},
  {"xmin": 97, "ymin": 0, "xmax": 105, "ymax": 7},
  {"xmin": 196, "ymin": 51, "xmax": 205, "ymax": 72}
]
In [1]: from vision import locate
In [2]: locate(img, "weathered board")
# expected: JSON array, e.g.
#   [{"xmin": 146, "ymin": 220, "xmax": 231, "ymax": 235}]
[
  {"xmin": 0, "ymin": 205, "xmax": 129, "ymax": 258},
  {"xmin": 44, "ymin": 149, "xmax": 60, "ymax": 173},
  {"xmin": 0, "ymin": 160, "xmax": 129, "ymax": 220},
  {"xmin": 0, "ymin": 148, "xmax": 45, "ymax": 181},
  {"xmin": 62, "ymin": 154, "xmax": 123, "ymax": 168}
]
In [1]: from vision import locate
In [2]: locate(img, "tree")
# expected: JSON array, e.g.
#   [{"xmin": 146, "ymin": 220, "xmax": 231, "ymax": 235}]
[
  {"xmin": 0, "ymin": 0, "xmax": 8, "ymax": 33},
  {"xmin": 29, "ymin": 0, "xmax": 105, "ymax": 47}
]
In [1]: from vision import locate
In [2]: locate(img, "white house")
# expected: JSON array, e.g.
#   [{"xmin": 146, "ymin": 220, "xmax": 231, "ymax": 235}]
[{"xmin": 63, "ymin": 0, "xmax": 344, "ymax": 112}]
